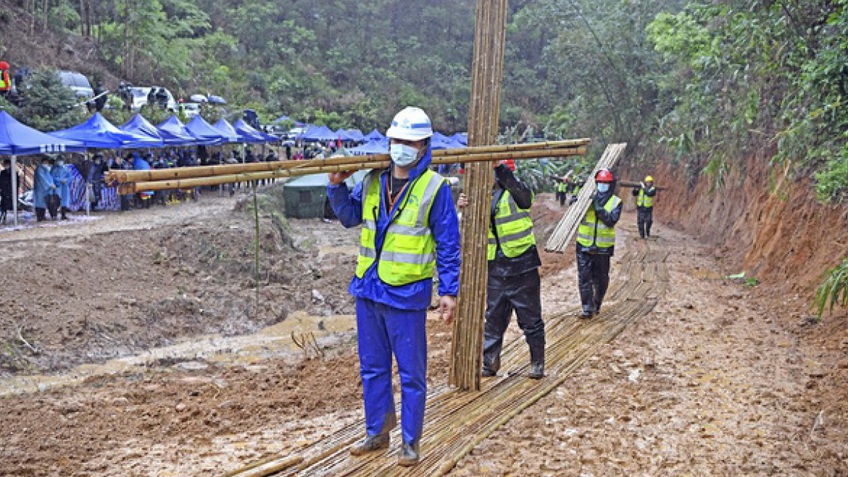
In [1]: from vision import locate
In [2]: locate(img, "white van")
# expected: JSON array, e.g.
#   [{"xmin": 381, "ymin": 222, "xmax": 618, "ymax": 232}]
[{"xmin": 128, "ymin": 86, "xmax": 178, "ymax": 111}]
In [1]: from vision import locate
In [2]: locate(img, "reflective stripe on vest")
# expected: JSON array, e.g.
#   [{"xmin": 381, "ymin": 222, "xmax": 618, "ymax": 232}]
[
  {"xmin": 577, "ymin": 195, "xmax": 621, "ymax": 249},
  {"xmin": 487, "ymin": 190, "xmax": 535, "ymax": 260},
  {"xmin": 356, "ymin": 169, "xmax": 444, "ymax": 286},
  {"xmin": 637, "ymin": 187, "xmax": 655, "ymax": 208}
]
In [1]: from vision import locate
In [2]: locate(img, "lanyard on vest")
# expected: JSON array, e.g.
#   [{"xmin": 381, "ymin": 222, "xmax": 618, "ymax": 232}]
[{"xmin": 490, "ymin": 188, "xmax": 505, "ymax": 248}]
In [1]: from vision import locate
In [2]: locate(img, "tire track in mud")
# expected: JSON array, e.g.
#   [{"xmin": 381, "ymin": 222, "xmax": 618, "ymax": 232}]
[{"xmin": 226, "ymin": 238, "xmax": 668, "ymax": 477}]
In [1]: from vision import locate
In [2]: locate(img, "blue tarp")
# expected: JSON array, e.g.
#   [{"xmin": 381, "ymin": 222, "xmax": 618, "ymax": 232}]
[
  {"xmin": 185, "ymin": 115, "xmax": 226, "ymax": 145},
  {"xmin": 350, "ymin": 138, "xmax": 389, "ymax": 156},
  {"xmin": 156, "ymin": 115, "xmax": 196, "ymax": 146},
  {"xmin": 50, "ymin": 113, "xmax": 161, "ymax": 149},
  {"xmin": 364, "ymin": 129, "xmax": 385, "ymax": 141},
  {"xmin": 0, "ymin": 111, "xmax": 86, "ymax": 155},
  {"xmin": 299, "ymin": 124, "xmax": 338, "ymax": 142},
  {"xmin": 212, "ymin": 119, "xmax": 241, "ymax": 143},
  {"xmin": 233, "ymin": 119, "xmax": 277, "ymax": 144},
  {"xmin": 119, "ymin": 114, "xmax": 165, "ymax": 146}
]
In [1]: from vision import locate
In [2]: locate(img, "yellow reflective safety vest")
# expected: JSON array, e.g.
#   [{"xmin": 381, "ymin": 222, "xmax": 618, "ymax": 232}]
[
  {"xmin": 577, "ymin": 195, "xmax": 621, "ymax": 249},
  {"xmin": 0, "ymin": 70, "xmax": 9, "ymax": 91},
  {"xmin": 488, "ymin": 190, "xmax": 536, "ymax": 260},
  {"xmin": 636, "ymin": 187, "xmax": 655, "ymax": 208},
  {"xmin": 556, "ymin": 182, "xmax": 567, "ymax": 193},
  {"xmin": 356, "ymin": 169, "xmax": 445, "ymax": 286}
]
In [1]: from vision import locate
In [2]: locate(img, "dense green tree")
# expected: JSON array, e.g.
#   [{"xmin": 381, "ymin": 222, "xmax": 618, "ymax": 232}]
[{"xmin": 16, "ymin": 71, "xmax": 86, "ymax": 131}]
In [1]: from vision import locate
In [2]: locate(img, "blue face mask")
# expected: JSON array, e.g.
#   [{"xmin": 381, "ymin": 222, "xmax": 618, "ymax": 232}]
[
  {"xmin": 597, "ymin": 183, "xmax": 610, "ymax": 193},
  {"xmin": 390, "ymin": 144, "xmax": 419, "ymax": 167}
]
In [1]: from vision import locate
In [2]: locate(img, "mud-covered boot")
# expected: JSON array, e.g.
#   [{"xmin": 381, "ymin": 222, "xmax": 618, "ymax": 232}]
[
  {"xmin": 350, "ymin": 413, "xmax": 396, "ymax": 456},
  {"xmin": 481, "ymin": 354, "xmax": 499, "ymax": 377},
  {"xmin": 528, "ymin": 340, "xmax": 545, "ymax": 380},
  {"xmin": 397, "ymin": 441, "xmax": 420, "ymax": 467}
]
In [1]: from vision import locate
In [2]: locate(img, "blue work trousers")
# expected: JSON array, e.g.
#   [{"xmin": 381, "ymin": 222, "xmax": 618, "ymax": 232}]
[{"xmin": 356, "ymin": 297, "xmax": 427, "ymax": 445}]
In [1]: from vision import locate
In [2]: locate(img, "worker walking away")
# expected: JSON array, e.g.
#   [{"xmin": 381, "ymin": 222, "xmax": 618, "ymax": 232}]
[
  {"xmin": 457, "ymin": 160, "xmax": 545, "ymax": 379},
  {"xmin": 576, "ymin": 168, "xmax": 622, "ymax": 318},
  {"xmin": 555, "ymin": 178, "xmax": 568, "ymax": 207},
  {"xmin": 632, "ymin": 175, "xmax": 657, "ymax": 239},
  {"xmin": 326, "ymin": 106, "xmax": 461, "ymax": 467}
]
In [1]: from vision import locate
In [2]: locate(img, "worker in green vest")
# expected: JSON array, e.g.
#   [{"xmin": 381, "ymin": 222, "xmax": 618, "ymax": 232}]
[
  {"xmin": 327, "ymin": 106, "xmax": 460, "ymax": 467},
  {"xmin": 576, "ymin": 168, "xmax": 622, "ymax": 318},
  {"xmin": 555, "ymin": 178, "xmax": 568, "ymax": 206},
  {"xmin": 632, "ymin": 175, "xmax": 657, "ymax": 239},
  {"xmin": 457, "ymin": 159, "xmax": 545, "ymax": 379}
]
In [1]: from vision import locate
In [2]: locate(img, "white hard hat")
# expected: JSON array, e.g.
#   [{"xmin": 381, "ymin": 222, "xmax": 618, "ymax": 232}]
[{"xmin": 386, "ymin": 107, "xmax": 434, "ymax": 141}]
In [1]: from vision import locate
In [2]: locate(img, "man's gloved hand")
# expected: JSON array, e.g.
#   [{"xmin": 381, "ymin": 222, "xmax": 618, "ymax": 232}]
[{"xmin": 593, "ymin": 196, "xmax": 603, "ymax": 212}]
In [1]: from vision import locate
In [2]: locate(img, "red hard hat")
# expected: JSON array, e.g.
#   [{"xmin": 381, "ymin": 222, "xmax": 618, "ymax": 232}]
[
  {"xmin": 595, "ymin": 168, "xmax": 614, "ymax": 183},
  {"xmin": 504, "ymin": 159, "xmax": 516, "ymax": 171},
  {"xmin": 0, "ymin": 61, "xmax": 9, "ymax": 70}
]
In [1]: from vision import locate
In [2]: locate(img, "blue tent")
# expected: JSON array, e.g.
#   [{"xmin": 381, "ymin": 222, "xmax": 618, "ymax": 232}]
[
  {"xmin": 451, "ymin": 132, "xmax": 468, "ymax": 146},
  {"xmin": 233, "ymin": 119, "xmax": 277, "ymax": 144},
  {"xmin": 119, "ymin": 114, "xmax": 165, "ymax": 147},
  {"xmin": 156, "ymin": 115, "xmax": 196, "ymax": 146},
  {"xmin": 185, "ymin": 115, "xmax": 226, "ymax": 145},
  {"xmin": 300, "ymin": 124, "xmax": 338, "ymax": 142},
  {"xmin": 364, "ymin": 129, "xmax": 385, "ymax": 141},
  {"xmin": 50, "ymin": 113, "xmax": 162, "ymax": 149},
  {"xmin": 212, "ymin": 119, "xmax": 241, "ymax": 143},
  {"xmin": 334, "ymin": 128, "xmax": 358, "ymax": 142},
  {"xmin": 345, "ymin": 129, "xmax": 365, "ymax": 142},
  {"xmin": 0, "ymin": 111, "xmax": 86, "ymax": 155},
  {"xmin": 349, "ymin": 138, "xmax": 389, "ymax": 156},
  {"xmin": 432, "ymin": 132, "xmax": 465, "ymax": 150}
]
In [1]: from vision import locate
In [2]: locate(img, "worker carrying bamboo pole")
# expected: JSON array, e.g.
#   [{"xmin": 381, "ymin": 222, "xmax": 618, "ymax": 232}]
[
  {"xmin": 632, "ymin": 175, "xmax": 657, "ymax": 239},
  {"xmin": 326, "ymin": 107, "xmax": 461, "ymax": 467},
  {"xmin": 457, "ymin": 160, "xmax": 546, "ymax": 379},
  {"xmin": 577, "ymin": 168, "xmax": 623, "ymax": 318}
]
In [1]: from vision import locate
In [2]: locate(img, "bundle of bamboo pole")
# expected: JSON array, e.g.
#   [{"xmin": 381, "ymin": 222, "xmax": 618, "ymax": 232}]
[
  {"xmin": 544, "ymin": 143, "xmax": 627, "ymax": 253},
  {"xmin": 448, "ymin": 0, "xmax": 509, "ymax": 392},
  {"xmin": 115, "ymin": 144, "xmax": 589, "ymax": 194},
  {"xmin": 618, "ymin": 180, "xmax": 666, "ymax": 190}
]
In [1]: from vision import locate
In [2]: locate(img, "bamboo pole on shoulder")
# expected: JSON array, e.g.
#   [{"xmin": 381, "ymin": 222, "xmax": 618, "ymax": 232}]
[
  {"xmin": 449, "ymin": 0, "xmax": 508, "ymax": 391},
  {"xmin": 106, "ymin": 139, "xmax": 591, "ymax": 184},
  {"xmin": 118, "ymin": 146, "xmax": 588, "ymax": 194}
]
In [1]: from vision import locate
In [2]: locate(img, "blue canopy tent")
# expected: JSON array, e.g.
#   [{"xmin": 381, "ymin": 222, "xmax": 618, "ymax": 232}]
[
  {"xmin": 50, "ymin": 113, "xmax": 163, "ymax": 149},
  {"xmin": 299, "ymin": 125, "xmax": 338, "ymax": 142},
  {"xmin": 0, "ymin": 111, "xmax": 86, "ymax": 226},
  {"xmin": 364, "ymin": 129, "xmax": 385, "ymax": 141},
  {"xmin": 451, "ymin": 132, "xmax": 468, "ymax": 146},
  {"xmin": 156, "ymin": 115, "xmax": 196, "ymax": 146},
  {"xmin": 432, "ymin": 132, "xmax": 464, "ymax": 150},
  {"xmin": 212, "ymin": 119, "xmax": 241, "ymax": 144},
  {"xmin": 349, "ymin": 137, "xmax": 389, "ymax": 156},
  {"xmin": 345, "ymin": 129, "xmax": 365, "ymax": 142},
  {"xmin": 119, "ymin": 114, "xmax": 165, "ymax": 145},
  {"xmin": 185, "ymin": 115, "xmax": 226, "ymax": 145},
  {"xmin": 233, "ymin": 119, "xmax": 277, "ymax": 144}
]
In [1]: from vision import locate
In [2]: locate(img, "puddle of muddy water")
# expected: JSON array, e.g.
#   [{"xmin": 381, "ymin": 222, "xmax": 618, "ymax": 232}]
[{"xmin": 0, "ymin": 311, "xmax": 355, "ymax": 397}]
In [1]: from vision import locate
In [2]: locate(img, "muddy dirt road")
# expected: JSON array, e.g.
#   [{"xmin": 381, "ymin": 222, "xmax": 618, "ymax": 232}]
[{"xmin": 1, "ymin": 190, "xmax": 846, "ymax": 476}]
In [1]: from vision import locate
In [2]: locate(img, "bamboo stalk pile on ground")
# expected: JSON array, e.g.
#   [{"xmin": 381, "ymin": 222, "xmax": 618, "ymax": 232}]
[
  {"xmin": 449, "ymin": 0, "xmax": 509, "ymax": 392},
  {"xmin": 221, "ymin": 245, "xmax": 669, "ymax": 477},
  {"xmin": 544, "ymin": 143, "xmax": 627, "ymax": 253},
  {"xmin": 114, "ymin": 143, "xmax": 589, "ymax": 194}
]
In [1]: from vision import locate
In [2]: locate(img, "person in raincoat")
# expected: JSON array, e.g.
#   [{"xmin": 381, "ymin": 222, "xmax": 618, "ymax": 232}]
[
  {"xmin": 33, "ymin": 156, "xmax": 57, "ymax": 222},
  {"xmin": 326, "ymin": 107, "xmax": 461, "ymax": 467},
  {"xmin": 50, "ymin": 155, "xmax": 72, "ymax": 220}
]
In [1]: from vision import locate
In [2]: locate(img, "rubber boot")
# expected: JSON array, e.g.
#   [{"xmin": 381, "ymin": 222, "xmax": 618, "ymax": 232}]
[
  {"xmin": 36, "ymin": 207, "xmax": 45, "ymax": 222},
  {"xmin": 398, "ymin": 441, "xmax": 420, "ymax": 467},
  {"xmin": 61, "ymin": 207, "xmax": 68, "ymax": 220},
  {"xmin": 528, "ymin": 340, "xmax": 545, "ymax": 380},
  {"xmin": 350, "ymin": 412, "xmax": 396, "ymax": 455}
]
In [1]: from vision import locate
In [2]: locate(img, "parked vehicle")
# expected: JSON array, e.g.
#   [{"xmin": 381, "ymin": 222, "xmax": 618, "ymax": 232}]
[
  {"xmin": 57, "ymin": 70, "xmax": 94, "ymax": 99},
  {"xmin": 180, "ymin": 102, "xmax": 201, "ymax": 119},
  {"xmin": 127, "ymin": 86, "xmax": 178, "ymax": 111}
]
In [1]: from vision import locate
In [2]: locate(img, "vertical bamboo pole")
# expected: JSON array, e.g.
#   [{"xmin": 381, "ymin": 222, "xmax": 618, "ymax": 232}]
[{"xmin": 449, "ymin": 0, "xmax": 508, "ymax": 391}]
